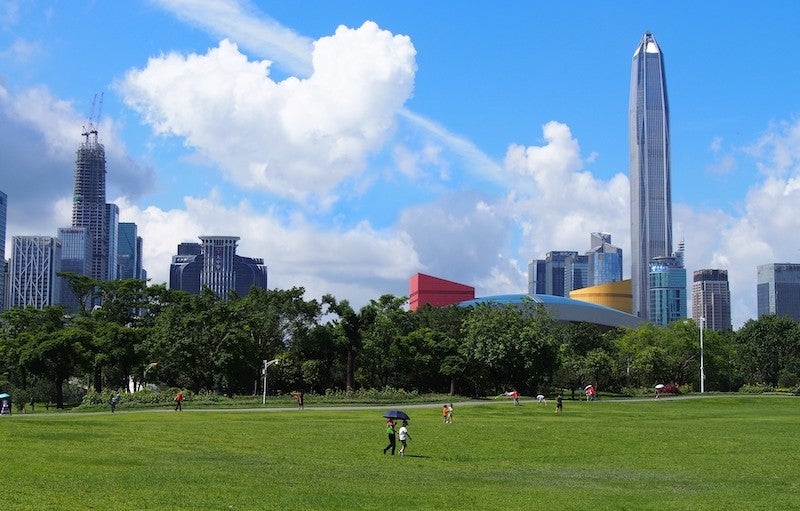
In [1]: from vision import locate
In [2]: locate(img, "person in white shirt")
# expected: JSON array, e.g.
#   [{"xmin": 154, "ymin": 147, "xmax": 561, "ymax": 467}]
[{"xmin": 398, "ymin": 420, "xmax": 411, "ymax": 456}]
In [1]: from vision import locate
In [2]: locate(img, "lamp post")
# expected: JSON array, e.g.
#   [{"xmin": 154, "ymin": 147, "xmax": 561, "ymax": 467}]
[
  {"xmin": 699, "ymin": 317, "xmax": 705, "ymax": 394},
  {"xmin": 262, "ymin": 359, "xmax": 280, "ymax": 404}
]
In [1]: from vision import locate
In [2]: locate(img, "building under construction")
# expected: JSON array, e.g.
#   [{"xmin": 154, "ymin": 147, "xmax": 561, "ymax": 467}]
[{"xmin": 71, "ymin": 119, "xmax": 108, "ymax": 281}]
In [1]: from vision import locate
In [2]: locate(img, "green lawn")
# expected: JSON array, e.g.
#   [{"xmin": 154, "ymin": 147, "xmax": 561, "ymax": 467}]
[{"xmin": 2, "ymin": 396, "xmax": 798, "ymax": 510}]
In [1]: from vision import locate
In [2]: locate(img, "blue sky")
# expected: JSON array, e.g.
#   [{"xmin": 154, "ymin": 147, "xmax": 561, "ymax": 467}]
[{"xmin": 2, "ymin": 1, "xmax": 800, "ymax": 328}]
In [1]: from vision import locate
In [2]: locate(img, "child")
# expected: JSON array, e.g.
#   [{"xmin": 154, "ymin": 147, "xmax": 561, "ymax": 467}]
[{"xmin": 398, "ymin": 420, "xmax": 411, "ymax": 456}]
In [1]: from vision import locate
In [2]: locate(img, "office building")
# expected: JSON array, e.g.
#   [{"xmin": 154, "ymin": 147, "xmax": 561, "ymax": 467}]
[
  {"xmin": 409, "ymin": 273, "xmax": 475, "ymax": 311},
  {"xmin": 118, "ymin": 222, "xmax": 144, "ymax": 280},
  {"xmin": 105, "ymin": 203, "xmax": 119, "ymax": 281},
  {"xmin": 0, "ymin": 190, "xmax": 6, "ymax": 310},
  {"xmin": 58, "ymin": 227, "xmax": 92, "ymax": 313},
  {"xmin": 757, "ymin": 263, "xmax": 800, "ymax": 321},
  {"xmin": 692, "ymin": 269, "xmax": 732, "ymax": 331},
  {"xmin": 629, "ymin": 32, "xmax": 673, "ymax": 321},
  {"xmin": 9, "ymin": 236, "xmax": 62, "ymax": 309},
  {"xmin": 564, "ymin": 253, "xmax": 589, "ymax": 295},
  {"xmin": 586, "ymin": 232, "xmax": 623, "ymax": 286},
  {"xmin": 649, "ymin": 253, "xmax": 687, "ymax": 327},
  {"xmin": 169, "ymin": 237, "xmax": 268, "ymax": 298},
  {"xmin": 528, "ymin": 259, "xmax": 546, "ymax": 295}
]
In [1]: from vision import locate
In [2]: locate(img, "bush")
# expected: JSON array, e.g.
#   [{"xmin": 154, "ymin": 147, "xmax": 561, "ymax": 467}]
[{"xmin": 738, "ymin": 383, "xmax": 773, "ymax": 394}]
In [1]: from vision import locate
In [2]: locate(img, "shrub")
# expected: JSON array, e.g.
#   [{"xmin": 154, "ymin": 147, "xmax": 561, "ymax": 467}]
[{"xmin": 738, "ymin": 383, "xmax": 773, "ymax": 394}]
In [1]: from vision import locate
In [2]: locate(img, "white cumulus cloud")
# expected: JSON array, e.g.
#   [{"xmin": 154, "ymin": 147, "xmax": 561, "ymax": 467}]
[{"xmin": 119, "ymin": 21, "xmax": 416, "ymax": 208}]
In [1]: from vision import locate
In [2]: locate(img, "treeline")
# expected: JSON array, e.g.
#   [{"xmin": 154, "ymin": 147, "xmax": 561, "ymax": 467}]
[{"xmin": 2, "ymin": 273, "xmax": 800, "ymax": 408}]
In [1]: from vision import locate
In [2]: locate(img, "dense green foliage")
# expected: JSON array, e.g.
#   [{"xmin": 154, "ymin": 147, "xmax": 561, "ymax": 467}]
[
  {"xmin": 2, "ymin": 275, "xmax": 800, "ymax": 407},
  {"xmin": 1, "ymin": 397, "xmax": 799, "ymax": 510}
]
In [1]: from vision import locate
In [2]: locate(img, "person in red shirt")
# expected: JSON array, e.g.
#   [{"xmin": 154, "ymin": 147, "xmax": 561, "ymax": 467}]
[{"xmin": 174, "ymin": 390, "xmax": 183, "ymax": 411}]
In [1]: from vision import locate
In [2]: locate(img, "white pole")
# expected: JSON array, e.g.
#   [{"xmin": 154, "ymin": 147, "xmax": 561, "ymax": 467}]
[
  {"xmin": 262, "ymin": 359, "xmax": 268, "ymax": 405},
  {"xmin": 699, "ymin": 317, "xmax": 705, "ymax": 394},
  {"xmin": 262, "ymin": 359, "xmax": 280, "ymax": 405}
]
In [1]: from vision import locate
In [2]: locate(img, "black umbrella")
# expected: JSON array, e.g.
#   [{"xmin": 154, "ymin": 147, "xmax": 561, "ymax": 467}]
[{"xmin": 383, "ymin": 410, "xmax": 410, "ymax": 421}]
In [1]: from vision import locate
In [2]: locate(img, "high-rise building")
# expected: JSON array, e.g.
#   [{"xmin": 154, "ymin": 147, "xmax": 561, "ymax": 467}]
[
  {"xmin": 649, "ymin": 244, "xmax": 686, "ymax": 327},
  {"xmin": 692, "ymin": 269, "xmax": 731, "ymax": 331},
  {"xmin": 757, "ymin": 263, "xmax": 800, "ymax": 321},
  {"xmin": 169, "ymin": 237, "xmax": 268, "ymax": 298},
  {"xmin": 118, "ymin": 222, "xmax": 143, "ymax": 280},
  {"xmin": 0, "ymin": 190, "xmax": 6, "ymax": 310},
  {"xmin": 72, "ymin": 124, "xmax": 109, "ymax": 281},
  {"xmin": 545, "ymin": 251, "xmax": 577, "ymax": 297},
  {"xmin": 9, "ymin": 236, "xmax": 62, "ymax": 309},
  {"xmin": 586, "ymin": 232, "xmax": 623, "ymax": 287},
  {"xmin": 58, "ymin": 227, "xmax": 92, "ymax": 313},
  {"xmin": 528, "ymin": 259, "xmax": 546, "ymax": 295},
  {"xmin": 564, "ymin": 253, "xmax": 589, "ymax": 295},
  {"xmin": 629, "ymin": 32, "xmax": 673, "ymax": 321},
  {"xmin": 105, "ymin": 203, "xmax": 119, "ymax": 281}
]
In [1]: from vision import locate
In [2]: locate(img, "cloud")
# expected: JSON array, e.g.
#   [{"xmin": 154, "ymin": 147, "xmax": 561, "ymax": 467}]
[
  {"xmin": 502, "ymin": 121, "xmax": 631, "ymax": 266},
  {"xmin": 118, "ymin": 21, "xmax": 416, "ymax": 209},
  {"xmin": 151, "ymin": 0, "xmax": 314, "ymax": 77}
]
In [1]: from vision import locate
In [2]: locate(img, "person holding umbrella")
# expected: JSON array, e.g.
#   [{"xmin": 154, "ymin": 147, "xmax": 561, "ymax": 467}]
[
  {"xmin": 383, "ymin": 419, "xmax": 396, "ymax": 455},
  {"xmin": 398, "ymin": 420, "xmax": 411, "ymax": 456}
]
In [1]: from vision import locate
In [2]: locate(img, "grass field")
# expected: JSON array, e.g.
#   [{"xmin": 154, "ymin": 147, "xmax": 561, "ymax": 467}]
[{"xmin": 2, "ymin": 395, "xmax": 799, "ymax": 510}]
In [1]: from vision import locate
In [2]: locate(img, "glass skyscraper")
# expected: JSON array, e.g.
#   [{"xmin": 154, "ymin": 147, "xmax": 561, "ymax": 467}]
[
  {"xmin": 757, "ymin": 263, "xmax": 800, "ymax": 321},
  {"xmin": 629, "ymin": 32, "xmax": 673, "ymax": 321},
  {"xmin": 649, "ymin": 256, "xmax": 686, "ymax": 327},
  {"xmin": 58, "ymin": 227, "xmax": 92, "ymax": 313},
  {"xmin": 586, "ymin": 232, "xmax": 623, "ymax": 287}
]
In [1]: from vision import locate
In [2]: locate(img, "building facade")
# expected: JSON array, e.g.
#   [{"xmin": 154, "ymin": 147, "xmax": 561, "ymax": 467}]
[
  {"xmin": 528, "ymin": 259, "xmax": 546, "ymax": 295},
  {"xmin": 564, "ymin": 253, "xmax": 589, "ymax": 295},
  {"xmin": 169, "ymin": 237, "xmax": 268, "ymax": 298},
  {"xmin": 118, "ymin": 222, "xmax": 143, "ymax": 280},
  {"xmin": 58, "ymin": 227, "xmax": 92, "ymax": 313},
  {"xmin": 587, "ymin": 232, "xmax": 623, "ymax": 287},
  {"xmin": 409, "ymin": 273, "xmax": 475, "ymax": 311},
  {"xmin": 0, "ymin": 190, "xmax": 6, "ymax": 310},
  {"xmin": 692, "ymin": 269, "xmax": 732, "ymax": 331},
  {"xmin": 629, "ymin": 32, "xmax": 673, "ymax": 321},
  {"xmin": 649, "ymin": 256, "xmax": 686, "ymax": 326},
  {"xmin": 9, "ymin": 236, "xmax": 62, "ymax": 309},
  {"xmin": 757, "ymin": 263, "xmax": 800, "ymax": 321}
]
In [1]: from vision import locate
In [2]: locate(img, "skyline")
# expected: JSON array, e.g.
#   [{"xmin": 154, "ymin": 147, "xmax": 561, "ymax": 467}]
[{"xmin": 2, "ymin": 1, "xmax": 800, "ymax": 327}]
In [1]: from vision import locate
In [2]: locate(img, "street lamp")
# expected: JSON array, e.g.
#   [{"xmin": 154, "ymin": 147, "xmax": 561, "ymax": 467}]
[
  {"xmin": 262, "ymin": 359, "xmax": 280, "ymax": 404},
  {"xmin": 699, "ymin": 317, "xmax": 705, "ymax": 394}
]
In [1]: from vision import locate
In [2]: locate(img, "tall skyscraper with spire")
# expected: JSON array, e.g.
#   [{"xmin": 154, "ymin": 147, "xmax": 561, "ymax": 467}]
[
  {"xmin": 71, "ymin": 120, "xmax": 109, "ymax": 281},
  {"xmin": 629, "ymin": 32, "xmax": 673, "ymax": 321}
]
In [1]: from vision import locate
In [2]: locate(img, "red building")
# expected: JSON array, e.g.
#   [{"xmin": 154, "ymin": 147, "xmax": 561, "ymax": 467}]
[{"xmin": 409, "ymin": 273, "xmax": 475, "ymax": 311}]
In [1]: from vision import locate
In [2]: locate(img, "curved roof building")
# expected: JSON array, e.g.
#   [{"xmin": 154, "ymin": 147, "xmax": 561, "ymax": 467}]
[{"xmin": 458, "ymin": 293, "xmax": 642, "ymax": 330}]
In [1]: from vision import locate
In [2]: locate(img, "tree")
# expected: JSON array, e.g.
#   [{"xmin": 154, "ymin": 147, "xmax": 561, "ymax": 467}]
[{"xmin": 736, "ymin": 315, "xmax": 800, "ymax": 387}]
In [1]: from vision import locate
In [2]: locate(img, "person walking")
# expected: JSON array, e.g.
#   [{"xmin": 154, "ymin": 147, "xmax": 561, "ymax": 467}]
[
  {"xmin": 109, "ymin": 395, "xmax": 117, "ymax": 413},
  {"xmin": 446, "ymin": 403, "xmax": 453, "ymax": 424},
  {"xmin": 555, "ymin": 394, "xmax": 563, "ymax": 414},
  {"xmin": 442, "ymin": 404, "xmax": 449, "ymax": 424},
  {"xmin": 174, "ymin": 390, "xmax": 184, "ymax": 411},
  {"xmin": 383, "ymin": 419, "xmax": 396, "ymax": 455},
  {"xmin": 398, "ymin": 420, "xmax": 411, "ymax": 456}
]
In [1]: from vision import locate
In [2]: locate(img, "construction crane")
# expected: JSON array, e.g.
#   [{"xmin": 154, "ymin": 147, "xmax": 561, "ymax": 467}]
[{"xmin": 81, "ymin": 92, "xmax": 104, "ymax": 142}]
